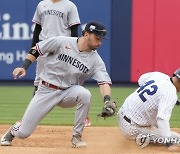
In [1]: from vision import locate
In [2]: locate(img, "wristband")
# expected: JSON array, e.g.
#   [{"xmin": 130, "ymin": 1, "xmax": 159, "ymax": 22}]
[
  {"xmin": 21, "ymin": 59, "xmax": 32, "ymax": 70},
  {"xmin": 104, "ymin": 95, "xmax": 111, "ymax": 102},
  {"xmin": 29, "ymin": 49, "xmax": 39, "ymax": 59}
]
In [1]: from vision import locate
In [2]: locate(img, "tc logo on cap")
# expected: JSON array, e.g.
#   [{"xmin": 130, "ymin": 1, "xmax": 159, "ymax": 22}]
[
  {"xmin": 85, "ymin": 21, "xmax": 107, "ymax": 39},
  {"xmin": 89, "ymin": 25, "xmax": 96, "ymax": 32}
]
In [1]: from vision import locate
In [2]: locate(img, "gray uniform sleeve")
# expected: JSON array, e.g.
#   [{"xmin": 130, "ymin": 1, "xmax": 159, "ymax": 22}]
[
  {"xmin": 32, "ymin": 2, "xmax": 42, "ymax": 24},
  {"xmin": 36, "ymin": 37, "xmax": 61, "ymax": 55},
  {"xmin": 68, "ymin": 3, "xmax": 80, "ymax": 27},
  {"xmin": 91, "ymin": 56, "xmax": 112, "ymax": 85}
]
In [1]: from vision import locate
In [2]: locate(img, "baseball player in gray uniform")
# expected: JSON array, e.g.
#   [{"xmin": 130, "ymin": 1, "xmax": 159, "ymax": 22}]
[
  {"xmin": 1, "ymin": 21, "xmax": 113, "ymax": 148},
  {"xmin": 118, "ymin": 69, "xmax": 180, "ymax": 152},
  {"xmin": 31, "ymin": 0, "xmax": 90, "ymax": 127},
  {"xmin": 31, "ymin": 0, "xmax": 80, "ymax": 92}
]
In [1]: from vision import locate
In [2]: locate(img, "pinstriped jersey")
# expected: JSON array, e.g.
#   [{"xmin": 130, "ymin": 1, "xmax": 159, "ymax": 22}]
[
  {"xmin": 32, "ymin": 0, "xmax": 80, "ymax": 40},
  {"xmin": 121, "ymin": 72, "xmax": 177, "ymax": 126},
  {"xmin": 36, "ymin": 36, "xmax": 112, "ymax": 88}
]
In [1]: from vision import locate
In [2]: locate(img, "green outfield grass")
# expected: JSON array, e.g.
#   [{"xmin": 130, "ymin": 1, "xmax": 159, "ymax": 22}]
[{"xmin": 0, "ymin": 85, "xmax": 180, "ymax": 127}]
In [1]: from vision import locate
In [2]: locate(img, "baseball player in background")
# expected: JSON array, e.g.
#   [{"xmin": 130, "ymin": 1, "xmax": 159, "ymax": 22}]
[
  {"xmin": 31, "ymin": 0, "xmax": 91, "ymax": 126},
  {"xmin": 1, "ymin": 21, "xmax": 112, "ymax": 148},
  {"xmin": 32, "ymin": 0, "xmax": 80, "ymax": 91},
  {"xmin": 118, "ymin": 69, "xmax": 180, "ymax": 152}
]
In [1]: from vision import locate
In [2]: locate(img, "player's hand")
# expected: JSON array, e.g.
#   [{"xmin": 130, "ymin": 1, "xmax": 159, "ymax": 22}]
[
  {"xmin": 12, "ymin": 67, "xmax": 26, "ymax": 79},
  {"xmin": 168, "ymin": 144, "xmax": 180, "ymax": 152}
]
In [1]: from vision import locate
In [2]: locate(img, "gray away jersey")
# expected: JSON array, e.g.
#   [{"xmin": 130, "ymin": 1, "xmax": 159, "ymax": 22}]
[
  {"xmin": 36, "ymin": 36, "xmax": 112, "ymax": 88},
  {"xmin": 122, "ymin": 72, "xmax": 177, "ymax": 126},
  {"xmin": 32, "ymin": 0, "xmax": 80, "ymax": 40}
]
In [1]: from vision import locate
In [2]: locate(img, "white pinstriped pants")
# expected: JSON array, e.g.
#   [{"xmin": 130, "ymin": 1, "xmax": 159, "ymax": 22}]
[
  {"xmin": 117, "ymin": 106, "xmax": 180, "ymax": 142},
  {"xmin": 11, "ymin": 84, "xmax": 91, "ymax": 139}
]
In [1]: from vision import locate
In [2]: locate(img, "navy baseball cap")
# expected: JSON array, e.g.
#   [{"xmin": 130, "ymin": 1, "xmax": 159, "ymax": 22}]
[{"xmin": 85, "ymin": 21, "xmax": 107, "ymax": 39}]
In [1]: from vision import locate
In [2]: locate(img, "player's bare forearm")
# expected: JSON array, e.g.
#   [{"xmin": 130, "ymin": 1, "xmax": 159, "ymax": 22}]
[
  {"xmin": 98, "ymin": 84, "xmax": 117, "ymax": 118},
  {"xmin": 26, "ymin": 53, "xmax": 37, "ymax": 62},
  {"xmin": 99, "ymin": 84, "xmax": 111, "ymax": 98},
  {"xmin": 168, "ymin": 144, "xmax": 180, "ymax": 152}
]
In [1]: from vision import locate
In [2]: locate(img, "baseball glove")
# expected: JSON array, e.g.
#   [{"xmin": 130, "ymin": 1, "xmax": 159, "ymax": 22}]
[
  {"xmin": 176, "ymin": 100, "xmax": 180, "ymax": 106},
  {"xmin": 97, "ymin": 100, "xmax": 117, "ymax": 118}
]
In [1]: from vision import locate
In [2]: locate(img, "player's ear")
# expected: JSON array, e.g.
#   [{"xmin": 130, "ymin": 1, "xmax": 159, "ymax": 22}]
[{"xmin": 84, "ymin": 31, "xmax": 90, "ymax": 37}]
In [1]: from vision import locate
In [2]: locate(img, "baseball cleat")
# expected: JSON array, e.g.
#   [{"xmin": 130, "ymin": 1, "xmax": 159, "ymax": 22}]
[
  {"xmin": 71, "ymin": 134, "xmax": 87, "ymax": 148},
  {"xmin": 1, "ymin": 126, "xmax": 15, "ymax": 146}
]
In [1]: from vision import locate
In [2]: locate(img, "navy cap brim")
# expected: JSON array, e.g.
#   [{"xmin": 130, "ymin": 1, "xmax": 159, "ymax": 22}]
[{"xmin": 92, "ymin": 30, "xmax": 107, "ymax": 39}]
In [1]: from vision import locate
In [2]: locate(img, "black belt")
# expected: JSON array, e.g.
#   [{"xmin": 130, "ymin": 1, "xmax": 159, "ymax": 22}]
[
  {"xmin": 42, "ymin": 81, "xmax": 63, "ymax": 90},
  {"xmin": 124, "ymin": 115, "xmax": 131, "ymax": 123}
]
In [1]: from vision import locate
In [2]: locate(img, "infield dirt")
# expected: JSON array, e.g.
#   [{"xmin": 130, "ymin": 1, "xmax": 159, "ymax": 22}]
[{"xmin": 0, "ymin": 125, "xmax": 177, "ymax": 154}]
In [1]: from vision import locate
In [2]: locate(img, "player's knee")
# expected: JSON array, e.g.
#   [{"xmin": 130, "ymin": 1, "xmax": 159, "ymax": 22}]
[
  {"xmin": 78, "ymin": 89, "xmax": 91, "ymax": 104},
  {"xmin": 82, "ymin": 89, "xmax": 91, "ymax": 100}
]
